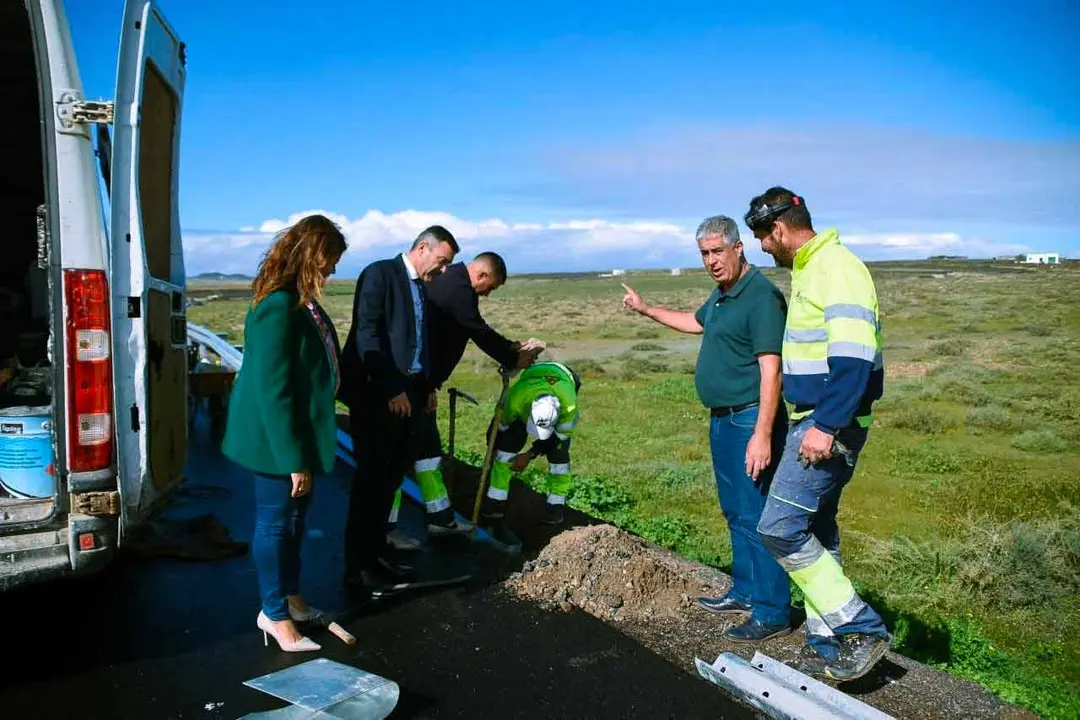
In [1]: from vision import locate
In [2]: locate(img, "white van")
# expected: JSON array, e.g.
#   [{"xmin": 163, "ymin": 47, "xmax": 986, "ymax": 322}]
[{"xmin": 0, "ymin": 0, "xmax": 188, "ymax": 592}]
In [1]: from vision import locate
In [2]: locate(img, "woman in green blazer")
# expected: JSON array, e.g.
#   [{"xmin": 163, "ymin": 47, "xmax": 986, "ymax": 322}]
[{"xmin": 222, "ymin": 214, "xmax": 347, "ymax": 653}]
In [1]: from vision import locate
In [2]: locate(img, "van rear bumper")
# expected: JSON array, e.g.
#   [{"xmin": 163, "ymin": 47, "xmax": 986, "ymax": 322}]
[{"xmin": 0, "ymin": 515, "xmax": 117, "ymax": 593}]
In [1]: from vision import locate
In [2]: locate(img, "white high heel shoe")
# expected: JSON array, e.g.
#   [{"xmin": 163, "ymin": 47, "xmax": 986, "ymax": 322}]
[{"xmin": 257, "ymin": 611, "xmax": 321, "ymax": 652}]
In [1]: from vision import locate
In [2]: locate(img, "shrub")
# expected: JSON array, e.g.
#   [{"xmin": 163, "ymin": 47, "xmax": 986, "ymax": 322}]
[
  {"xmin": 966, "ymin": 405, "xmax": 1012, "ymax": 431},
  {"xmin": 568, "ymin": 474, "xmax": 634, "ymax": 516},
  {"xmin": 635, "ymin": 327, "xmax": 660, "ymax": 339},
  {"xmin": 1011, "ymin": 429, "xmax": 1067, "ymax": 453},
  {"xmin": 890, "ymin": 406, "xmax": 954, "ymax": 434},
  {"xmin": 630, "ymin": 342, "xmax": 664, "ymax": 352},
  {"xmin": 930, "ymin": 339, "xmax": 971, "ymax": 357}
]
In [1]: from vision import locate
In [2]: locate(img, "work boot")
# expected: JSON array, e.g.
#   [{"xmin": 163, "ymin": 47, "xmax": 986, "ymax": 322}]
[
  {"xmin": 825, "ymin": 633, "xmax": 892, "ymax": 682},
  {"xmin": 697, "ymin": 595, "xmax": 751, "ymax": 615},
  {"xmin": 480, "ymin": 498, "xmax": 506, "ymax": 524},
  {"xmin": 541, "ymin": 502, "xmax": 565, "ymax": 526},
  {"xmin": 787, "ymin": 645, "xmax": 831, "ymax": 679},
  {"xmin": 723, "ymin": 618, "xmax": 792, "ymax": 644},
  {"xmin": 386, "ymin": 527, "xmax": 421, "ymax": 551}
]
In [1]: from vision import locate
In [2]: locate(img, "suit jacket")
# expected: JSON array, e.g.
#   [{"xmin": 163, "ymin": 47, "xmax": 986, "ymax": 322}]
[
  {"xmin": 341, "ymin": 255, "xmax": 427, "ymax": 405},
  {"xmin": 426, "ymin": 262, "xmax": 518, "ymax": 390},
  {"xmin": 222, "ymin": 289, "xmax": 341, "ymax": 476}
]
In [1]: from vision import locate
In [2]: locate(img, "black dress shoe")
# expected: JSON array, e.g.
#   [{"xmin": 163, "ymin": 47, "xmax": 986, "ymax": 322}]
[
  {"xmin": 723, "ymin": 617, "xmax": 793, "ymax": 643},
  {"xmin": 697, "ymin": 595, "xmax": 751, "ymax": 615},
  {"xmin": 376, "ymin": 554, "xmax": 415, "ymax": 579}
]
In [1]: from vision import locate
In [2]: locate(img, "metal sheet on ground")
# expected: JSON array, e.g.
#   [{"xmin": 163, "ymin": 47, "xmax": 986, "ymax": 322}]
[{"xmin": 242, "ymin": 658, "xmax": 398, "ymax": 718}]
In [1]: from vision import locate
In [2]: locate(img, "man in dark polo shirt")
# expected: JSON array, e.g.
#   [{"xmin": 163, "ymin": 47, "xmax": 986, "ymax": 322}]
[{"xmin": 622, "ymin": 214, "xmax": 792, "ymax": 643}]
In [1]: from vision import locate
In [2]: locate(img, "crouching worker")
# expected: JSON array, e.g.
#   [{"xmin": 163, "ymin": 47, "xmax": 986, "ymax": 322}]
[{"xmin": 480, "ymin": 361, "xmax": 581, "ymax": 534}]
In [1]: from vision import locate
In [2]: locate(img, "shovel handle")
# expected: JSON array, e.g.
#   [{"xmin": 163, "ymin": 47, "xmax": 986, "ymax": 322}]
[{"xmin": 470, "ymin": 372, "xmax": 512, "ymax": 529}]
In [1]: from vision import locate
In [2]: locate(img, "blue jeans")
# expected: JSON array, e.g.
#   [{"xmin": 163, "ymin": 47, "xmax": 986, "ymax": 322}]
[
  {"xmin": 710, "ymin": 405, "xmax": 792, "ymax": 627},
  {"xmin": 757, "ymin": 417, "xmax": 889, "ymax": 661},
  {"xmin": 253, "ymin": 472, "xmax": 311, "ymax": 621}
]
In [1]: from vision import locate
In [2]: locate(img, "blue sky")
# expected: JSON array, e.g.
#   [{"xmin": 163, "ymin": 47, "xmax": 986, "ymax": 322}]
[{"xmin": 69, "ymin": 0, "xmax": 1079, "ymax": 275}]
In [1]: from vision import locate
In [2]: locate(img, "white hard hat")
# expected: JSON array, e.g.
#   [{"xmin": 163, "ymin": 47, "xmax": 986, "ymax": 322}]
[{"xmin": 526, "ymin": 395, "xmax": 560, "ymax": 440}]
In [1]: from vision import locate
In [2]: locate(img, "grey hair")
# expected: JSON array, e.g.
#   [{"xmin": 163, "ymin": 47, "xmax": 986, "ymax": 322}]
[{"xmin": 694, "ymin": 215, "xmax": 740, "ymax": 245}]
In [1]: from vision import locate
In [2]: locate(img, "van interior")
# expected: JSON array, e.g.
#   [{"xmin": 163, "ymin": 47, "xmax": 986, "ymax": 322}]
[{"xmin": 0, "ymin": 0, "xmax": 57, "ymax": 507}]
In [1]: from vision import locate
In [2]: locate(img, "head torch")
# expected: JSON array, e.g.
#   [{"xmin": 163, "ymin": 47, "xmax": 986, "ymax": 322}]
[{"xmin": 744, "ymin": 195, "xmax": 801, "ymax": 234}]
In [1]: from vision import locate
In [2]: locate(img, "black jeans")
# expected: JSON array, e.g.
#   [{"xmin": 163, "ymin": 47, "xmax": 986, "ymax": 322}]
[{"xmin": 344, "ymin": 377, "xmax": 431, "ymax": 576}]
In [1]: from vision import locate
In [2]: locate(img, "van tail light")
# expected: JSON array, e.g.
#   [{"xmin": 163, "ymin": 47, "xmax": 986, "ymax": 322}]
[{"xmin": 64, "ymin": 270, "xmax": 115, "ymax": 473}]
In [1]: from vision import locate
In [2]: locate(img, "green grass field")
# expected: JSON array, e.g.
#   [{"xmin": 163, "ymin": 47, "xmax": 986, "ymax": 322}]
[{"xmin": 189, "ymin": 260, "xmax": 1080, "ymax": 717}]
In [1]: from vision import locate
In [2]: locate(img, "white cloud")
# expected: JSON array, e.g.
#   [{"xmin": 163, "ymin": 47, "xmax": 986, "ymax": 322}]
[{"xmin": 181, "ymin": 210, "xmax": 1034, "ymax": 277}]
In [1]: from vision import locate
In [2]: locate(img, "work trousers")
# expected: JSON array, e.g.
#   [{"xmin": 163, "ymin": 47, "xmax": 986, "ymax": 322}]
[
  {"xmin": 387, "ymin": 410, "xmax": 453, "ymax": 526},
  {"xmin": 757, "ymin": 417, "xmax": 889, "ymax": 662},
  {"xmin": 344, "ymin": 377, "xmax": 431, "ymax": 575},
  {"xmin": 709, "ymin": 404, "xmax": 792, "ymax": 627},
  {"xmin": 252, "ymin": 472, "xmax": 312, "ymax": 621},
  {"xmin": 488, "ymin": 419, "xmax": 572, "ymax": 505}
]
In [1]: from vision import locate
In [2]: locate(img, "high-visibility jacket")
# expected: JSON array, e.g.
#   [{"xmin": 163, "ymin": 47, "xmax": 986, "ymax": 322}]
[
  {"xmin": 503, "ymin": 361, "xmax": 579, "ymax": 440},
  {"xmin": 782, "ymin": 228, "xmax": 883, "ymax": 433}
]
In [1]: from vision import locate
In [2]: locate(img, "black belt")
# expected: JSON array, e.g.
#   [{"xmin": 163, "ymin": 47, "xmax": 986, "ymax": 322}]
[{"xmin": 711, "ymin": 401, "xmax": 758, "ymax": 417}]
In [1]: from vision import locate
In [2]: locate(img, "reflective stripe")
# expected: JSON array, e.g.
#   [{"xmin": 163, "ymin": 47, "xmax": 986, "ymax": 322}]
[
  {"xmin": 805, "ymin": 607, "xmax": 835, "ymax": 638},
  {"xmin": 498, "ymin": 423, "xmax": 510, "ymax": 432},
  {"xmin": 555, "ymin": 431, "xmax": 570, "ymax": 441},
  {"xmin": 785, "ymin": 328, "xmax": 828, "ymax": 343},
  {"xmin": 783, "ymin": 358, "xmax": 830, "ymax": 375},
  {"xmin": 486, "ymin": 486, "xmax": 508, "ymax": 500},
  {"xmin": 547, "ymin": 493, "xmax": 566, "ymax": 505},
  {"xmin": 821, "ymin": 594, "xmax": 867, "ymax": 628},
  {"xmin": 495, "ymin": 450, "xmax": 517, "ymax": 463},
  {"xmin": 387, "ymin": 506, "xmax": 399, "ymax": 523},
  {"xmin": 549, "ymin": 463, "xmax": 570, "ymax": 475},
  {"xmin": 425, "ymin": 495, "xmax": 451, "ymax": 513},
  {"xmin": 827, "ymin": 341, "xmax": 878, "ymax": 362},
  {"xmin": 776, "ymin": 537, "xmax": 825, "ymax": 572},
  {"xmin": 557, "ymin": 416, "xmax": 577, "ymax": 432},
  {"xmin": 771, "ymin": 493, "xmax": 817, "ymax": 513},
  {"xmin": 824, "ymin": 303, "xmax": 876, "ymax": 325},
  {"xmin": 789, "ymin": 551, "xmax": 860, "ymax": 616},
  {"xmin": 414, "ymin": 457, "xmax": 441, "ymax": 473}
]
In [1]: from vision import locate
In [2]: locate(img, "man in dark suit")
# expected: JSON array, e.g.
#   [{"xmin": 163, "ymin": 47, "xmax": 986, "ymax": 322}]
[
  {"xmin": 340, "ymin": 225, "xmax": 458, "ymax": 588},
  {"xmin": 383, "ymin": 252, "xmax": 543, "ymax": 548}
]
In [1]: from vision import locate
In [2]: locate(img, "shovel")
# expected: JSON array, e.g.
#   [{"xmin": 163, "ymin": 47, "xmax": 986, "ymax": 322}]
[{"xmin": 469, "ymin": 369, "xmax": 512, "ymax": 534}]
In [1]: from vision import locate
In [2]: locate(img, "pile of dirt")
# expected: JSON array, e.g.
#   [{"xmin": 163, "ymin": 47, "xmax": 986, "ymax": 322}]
[{"xmin": 505, "ymin": 524, "xmax": 726, "ymax": 622}]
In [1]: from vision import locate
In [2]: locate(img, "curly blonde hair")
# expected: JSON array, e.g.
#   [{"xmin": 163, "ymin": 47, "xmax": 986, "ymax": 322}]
[{"xmin": 251, "ymin": 214, "xmax": 347, "ymax": 306}]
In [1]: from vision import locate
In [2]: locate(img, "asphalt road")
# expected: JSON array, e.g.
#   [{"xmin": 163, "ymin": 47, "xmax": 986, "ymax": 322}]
[{"xmin": 0, "ymin": 422, "xmax": 750, "ymax": 719}]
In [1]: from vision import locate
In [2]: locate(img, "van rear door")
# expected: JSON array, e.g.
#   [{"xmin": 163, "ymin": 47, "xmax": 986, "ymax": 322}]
[{"xmin": 109, "ymin": 0, "xmax": 188, "ymax": 531}]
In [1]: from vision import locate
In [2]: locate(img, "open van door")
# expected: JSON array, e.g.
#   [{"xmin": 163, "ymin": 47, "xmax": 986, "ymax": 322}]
[{"xmin": 109, "ymin": 0, "xmax": 188, "ymax": 532}]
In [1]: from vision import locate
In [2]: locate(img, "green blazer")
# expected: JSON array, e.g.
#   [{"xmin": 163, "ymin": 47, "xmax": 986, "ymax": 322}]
[{"xmin": 222, "ymin": 289, "xmax": 341, "ymax": 477}]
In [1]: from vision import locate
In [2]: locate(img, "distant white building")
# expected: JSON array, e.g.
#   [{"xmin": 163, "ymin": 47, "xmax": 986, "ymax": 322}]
[
  {"xmin": 670, "ymin": 268, "xmax": 682, "ymax": 276},
  {"xmin": 612, "ymin": 268, "xmax": 627, "ymax": 276},
  {"xmin": 1020, "ymin": 252, "xmax": 1060, "ymax": 265}
]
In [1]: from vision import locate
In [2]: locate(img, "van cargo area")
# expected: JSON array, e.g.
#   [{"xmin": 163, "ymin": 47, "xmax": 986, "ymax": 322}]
[{"xmin": 0, "ymin": 0, "xmax": 59, "ymax": 514}]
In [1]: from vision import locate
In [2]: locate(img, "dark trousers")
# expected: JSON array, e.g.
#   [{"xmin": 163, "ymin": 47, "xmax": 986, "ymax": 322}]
[
  {"xmin": 252, "ymin": 472, "xmax": 311, "ymax": 620},
  {"xmin": 344, "ymin": 378, "xmax": 430, "ymax": 575}
]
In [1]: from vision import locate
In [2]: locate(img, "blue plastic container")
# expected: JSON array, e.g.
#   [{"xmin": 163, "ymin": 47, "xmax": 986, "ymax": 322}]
[{"xmin": 0, "ymin": 406, "xmax": 56, "ymax": 499}]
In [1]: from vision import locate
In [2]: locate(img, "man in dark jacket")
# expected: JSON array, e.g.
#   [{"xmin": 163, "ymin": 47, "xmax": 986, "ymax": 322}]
[
  {"xmin": 384, "ymin": 252, "xmax": 542, "ymax": 547},
  {"xmin": 340, "ymin": 225, "xmax": 458, "ymax": 587}
]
